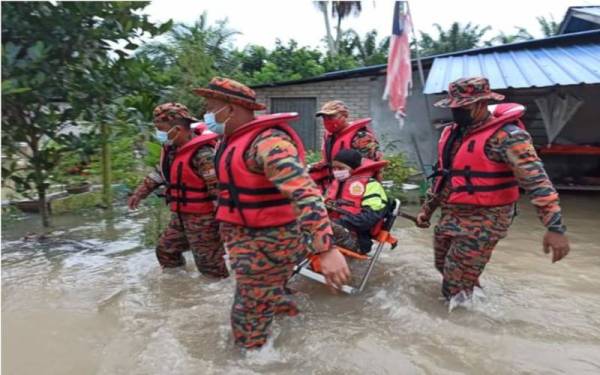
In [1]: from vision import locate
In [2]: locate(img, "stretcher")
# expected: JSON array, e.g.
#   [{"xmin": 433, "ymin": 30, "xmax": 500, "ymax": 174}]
[{"xmin": 292, "ymin": 198, "xmax": 404, "ymax": 295}]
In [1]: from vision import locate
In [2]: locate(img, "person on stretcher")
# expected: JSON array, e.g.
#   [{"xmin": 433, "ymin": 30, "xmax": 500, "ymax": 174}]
[{"xmin": 325, "ymin": 149, "xmax": 390, "ymax": 254}]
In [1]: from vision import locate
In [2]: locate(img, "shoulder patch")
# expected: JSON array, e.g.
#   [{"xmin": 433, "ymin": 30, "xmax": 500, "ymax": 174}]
[{"xmin": 349, "ymin": 181, "xmax": 365, "ymax": 196}]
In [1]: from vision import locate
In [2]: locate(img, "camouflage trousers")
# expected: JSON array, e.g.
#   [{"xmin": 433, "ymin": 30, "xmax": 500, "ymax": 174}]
[
  {"xmin": 220, "ymin": 221, "xmax": 308, "ymax": 349},
  {"xmin": 156, "ymin": 212, "xmax": 229, "ymax": 278},
  {"xmin": 433, "ymin": 204, "xmax": 515, "ymax": 300},
  {"xmin": 331, "ymin": 221, "xmax": 359, "ymax": 252}
]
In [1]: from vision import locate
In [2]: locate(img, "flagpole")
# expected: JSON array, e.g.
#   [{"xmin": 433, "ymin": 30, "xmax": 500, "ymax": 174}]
[{"xmin": 406, "ymin": 0, "xmax": 434, "ymax": 176}]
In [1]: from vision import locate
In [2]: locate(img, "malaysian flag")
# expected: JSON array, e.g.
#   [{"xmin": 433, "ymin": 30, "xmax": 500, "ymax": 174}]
[{"xmin": 382, "ymin": 1, "xmax": 412, "ymax": 118}]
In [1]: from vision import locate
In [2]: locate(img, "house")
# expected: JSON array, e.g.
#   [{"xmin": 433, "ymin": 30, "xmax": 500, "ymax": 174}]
[
  {"xmin": 559, "ymin": 6, "xmax": 600, "ymax": 34},
  {"xmin": 252, "ymin": 11, "xmax": 600, "ymax": 189}
]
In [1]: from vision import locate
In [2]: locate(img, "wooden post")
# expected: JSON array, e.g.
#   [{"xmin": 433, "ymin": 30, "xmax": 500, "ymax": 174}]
[{"xmin": 101, "ymin": 122, "xmax": 112, "ymax": 208}]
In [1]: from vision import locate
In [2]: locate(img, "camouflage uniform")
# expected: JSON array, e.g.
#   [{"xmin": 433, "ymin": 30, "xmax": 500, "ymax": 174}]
[
  {"xmin": 351, "ymin": 128, "xmax": 383, "ymax": 162},
  {"xmin": 315, "ymin": 100, "xmax": 383, "ymax": 162},
  {"xmin": 423, "ymin": 77, "xmax": 565, "ymax": 300},
  {"xmin": 130, "ymin": 103, "xmax": 228, "ymax": 278},
  {"xmin": 219, "ymin": 128, "xmax": 333, "ymax": 349}
]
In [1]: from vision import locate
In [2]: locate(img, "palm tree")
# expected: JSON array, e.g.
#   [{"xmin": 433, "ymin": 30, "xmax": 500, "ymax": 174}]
[
  {"xmin": 488, "ymin": 27, "xmax": 533, "ymax": 45},
  {"xmin": 315, "ymin": 1, "xmax": 336, "ymax": 55},
  {"xmin": 314, "ymin": 1, "xmax": 362, "ymax": 56},
  {"xmin": 137, "ymin": 13, "xmax": 240, "ymax": 112},
  {"xmin": 417, "ymin": 22, "xmax": 491, "ymax": 56},
  {"xmin": 332, "ymin": 1, "xmax": 362, "ymax": 55},
  {"xmin": 342, "ymin": 29, "xmax": 389, "ymax": 65},
  {"xmin": 537, "ymin": 15, "xmax": 559, "ymax": 37}
]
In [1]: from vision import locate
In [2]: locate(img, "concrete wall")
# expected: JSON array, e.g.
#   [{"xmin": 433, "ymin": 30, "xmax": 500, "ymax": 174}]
[
  {"xmin": 254, "ymin": 74, "xmax": 441, "ymax": 171},
  {"xmin": 369, "ymin": 73, "xmax": 440, "ymax": 173},
  {"xmin": 254, "ymin": 76, "xmax": 372, "ymax": 146}
]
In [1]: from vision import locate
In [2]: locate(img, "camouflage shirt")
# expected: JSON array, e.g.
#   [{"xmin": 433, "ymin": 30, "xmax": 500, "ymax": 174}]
[
  {"xmin": 131, "ymin": 141, "xmax": 218, "ymax": 202},
  {"xmin": 423, "ymin": 121, "xmax": 566, "ymax": 234},
  {"xmin": 244, "ymin": 128, "xmax": 334, "ymax": 254}
]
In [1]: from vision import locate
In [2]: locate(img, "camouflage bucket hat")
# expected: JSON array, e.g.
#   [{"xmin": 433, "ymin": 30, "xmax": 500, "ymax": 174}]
[
  {"xmin": 316, "ymin": 100, "xmax": 349, "ymax": 117},
  {"xmin": 193, "ymin": 77, "xmax": 266, "ymax": 111},
  {"xmin": 434, "ymin": 77, "xmax": 505, "ymax": 108},
  {"xmin": 153, "ymin": 102, "xmax": 199, "ymax": 124}
]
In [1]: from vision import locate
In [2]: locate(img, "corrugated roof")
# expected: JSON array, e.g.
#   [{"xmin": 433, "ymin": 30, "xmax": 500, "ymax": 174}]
[
  {"xmin": 423, "ymin": 41, "xmax": 600, "ymax": 94},
  {"xmin": 559, "ymin": 6, "xmax": 600, "ymax": 34}
]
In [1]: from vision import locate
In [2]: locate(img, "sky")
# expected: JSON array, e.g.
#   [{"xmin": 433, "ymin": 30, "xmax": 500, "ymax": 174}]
[{"xmin": 143, "ymin": 0, "xmax": 595, "ymax": 51}]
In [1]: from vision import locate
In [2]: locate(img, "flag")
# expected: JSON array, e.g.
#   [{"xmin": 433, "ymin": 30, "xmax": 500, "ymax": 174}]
[{"xmin": 383, "ymin": 1, "xmax": 412, "ymax": 118}]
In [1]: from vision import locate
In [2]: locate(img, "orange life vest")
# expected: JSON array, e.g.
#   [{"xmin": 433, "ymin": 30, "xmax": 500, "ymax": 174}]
[
  {"xmin": 215, "ymin": 113, "xmax": 306, "ymax": 228},
  {"xmin": 433, "ymin": 103, "xmax": 525, "ymax": 206},
  {"xmin": 161, "ymin": 128, "xmax": 219, "ymax": 214}
]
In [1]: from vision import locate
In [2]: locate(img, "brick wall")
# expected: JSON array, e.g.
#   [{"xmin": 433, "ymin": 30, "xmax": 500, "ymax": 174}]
[{"xmin": 254, "ymin": 76, "xmax": 374, "ymax": 146}]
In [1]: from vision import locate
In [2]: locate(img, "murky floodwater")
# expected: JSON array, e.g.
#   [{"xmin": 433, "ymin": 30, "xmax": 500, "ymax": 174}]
[{"xmin": 2, "ymin": 193, "xmax": 600, "ymax": 375}]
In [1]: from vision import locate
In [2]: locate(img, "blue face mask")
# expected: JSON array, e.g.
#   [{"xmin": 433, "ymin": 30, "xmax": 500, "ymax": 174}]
[
  {"xmin": 155, "ymin": 129, "xmax": 169, "ymax": 144},
  {"xmin": 204, "ymin": 106, "xmax": 228, "ymax": 135}
]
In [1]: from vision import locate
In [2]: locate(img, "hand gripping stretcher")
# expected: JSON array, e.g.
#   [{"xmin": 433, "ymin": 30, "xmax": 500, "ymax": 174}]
[{"xmin": 292, "ymin": 199, "xmax": 405, "ymax": 295}]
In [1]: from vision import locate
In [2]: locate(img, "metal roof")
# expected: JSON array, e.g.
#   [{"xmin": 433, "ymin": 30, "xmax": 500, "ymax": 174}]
[
  {"xmin": 559, "ymin": 6, "xmax": 600, "ymax": 34},
  {"xmin": 423, "ymin": 40, "xmax": 600, "ymax": 94}
]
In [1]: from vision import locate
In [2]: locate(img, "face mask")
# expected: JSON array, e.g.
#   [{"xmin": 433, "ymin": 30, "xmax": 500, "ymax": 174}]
[
  {"xmin": 323, "ymin": 117, "xmax": 344, "ymax": 133},
  {"xmin": 451, "ymin": 107, "xmax": 475, "ymax": 127},
  {"xmin": 333, "ymin": 169, "xmax": 350, "ymax": 181},
  {"xmin": 204, "ymin": 106, "xmax": 228, "ymax": 135},
  {"xmin": 155, "ymin": 129, "xmax": 169, "ymax": 144}
]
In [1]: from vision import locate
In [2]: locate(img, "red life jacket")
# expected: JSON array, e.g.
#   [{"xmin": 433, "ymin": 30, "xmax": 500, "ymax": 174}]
[
  {"xmin": 312, "ymin": 118, "xmax": 374, "ymax": 189},
  {"xmin": 325, "ymin": 159, "xmax": 389, "ymax": 219},
  {"xmin": 161, "ymin": 129, "xmax": 219, "ymax": 214},
  {"xmin": 433, "ymin": 103, "xmax": 525, "ymax": 206},
  {"xmin": 215, "ymin": 113, "xmax": 306, "ymax": 228}
]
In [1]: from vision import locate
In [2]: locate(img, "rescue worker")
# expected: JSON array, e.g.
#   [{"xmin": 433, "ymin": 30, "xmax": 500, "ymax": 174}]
[
  {"xmin": 193, "ymin": 77, "xmax": 350, "ymax": 349},
  {"xmin": 325, "ymin": 149, "xmax": 389, "ymax": 254},
  {"xmin": 415, "ymin": 77, "xmax": 570, "ymax": 304},
  {"xmin": 128, "ymin": 102, "xmax": 228, "ymax": 278},
  {"xmin": 309, "ymin": 100, "xmax": 383, "ymax": 191}
]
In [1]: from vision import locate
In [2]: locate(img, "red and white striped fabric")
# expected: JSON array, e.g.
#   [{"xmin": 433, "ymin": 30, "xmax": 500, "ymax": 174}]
[{"xmin": 383, "ymin": 1, "xmax": 412, "ymax": 118}]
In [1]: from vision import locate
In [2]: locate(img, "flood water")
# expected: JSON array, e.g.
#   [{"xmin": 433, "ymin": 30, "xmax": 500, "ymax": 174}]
[{"xmin": 2, "ymin": 193, "xmax": 600, "ymax": 375}]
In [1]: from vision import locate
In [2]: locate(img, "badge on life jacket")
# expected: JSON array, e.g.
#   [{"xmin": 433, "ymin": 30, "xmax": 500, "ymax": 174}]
[{"xmin": 349, "ymin": 181, "xmax": 365, "ymax": 196}]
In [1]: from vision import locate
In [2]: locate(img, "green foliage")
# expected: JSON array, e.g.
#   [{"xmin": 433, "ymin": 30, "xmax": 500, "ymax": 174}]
[
  {"xmin": 339, "ymin": 29, "xmax": 389, "ymax": 66},
  {"xmin": 138, "ymin": 12, "xmax": 239, "ymax": 114},
  {"xmin": 144, "ymin": 141, "xmax": 162, "ymax": 168},
  {"xmin": 233, "ymin": 39, "xmax": 326, "ymax": 85},
  {"xmin": 487, "ymin": 27, "xmax": 533, "ymax": 45},
  {"xmin": 417, "ymin": 22, "xmax": 491, "ymax": 56},
  {"xmin": 537, "ymin": 15, "xmax": 560, "ymax": 37},
  {"xmin": 382, "ymin": 153, "xmax": 417, "ymax": 200},
  {"xmin": 1, "ymin": 1, "xmax": 168, "ymax": 226}
]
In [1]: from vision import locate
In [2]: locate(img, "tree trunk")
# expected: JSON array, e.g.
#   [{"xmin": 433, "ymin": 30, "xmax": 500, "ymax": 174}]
[
  {"xmin": 101, "ymin": 122, "xmax": 112, "ymax": 208},
  {"xmin": 334, "ymin": 14, "xmax": 342, "ymax": 57},
  {"xmin": 319, "ymin": 2, "xmax": 336, "ymax": 56},
  {"xmin": 36, "ymin": 183, "xmax": 50, "ymax": 228},
  {"xmin": 30, "ymin": 133, "xmax": 50, "ymax": 228}
]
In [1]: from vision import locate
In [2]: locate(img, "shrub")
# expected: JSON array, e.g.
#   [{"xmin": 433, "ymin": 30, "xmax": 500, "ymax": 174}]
[{"xmin": 382, "ymin": 153, "xmax": 417, "ymax": 200}]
